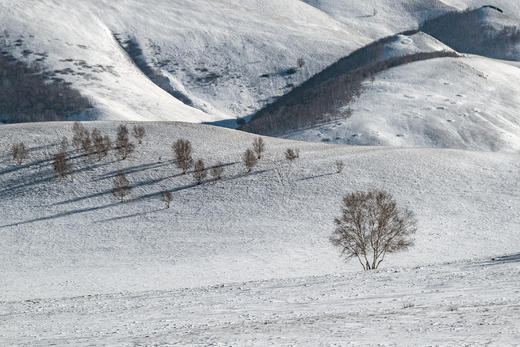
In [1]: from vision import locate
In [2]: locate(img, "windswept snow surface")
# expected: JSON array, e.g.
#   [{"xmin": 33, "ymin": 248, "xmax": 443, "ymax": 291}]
[
  {"xmin": 285, "ymin": 56, "xmax": 520, "ymax": 152},
  {"xmin": 2, "ymin": 259, "xmax": 519, "ymax": 345},
  {"xmin": 0, "ymin": 122, "xmax": 519, "ymax": 344}
]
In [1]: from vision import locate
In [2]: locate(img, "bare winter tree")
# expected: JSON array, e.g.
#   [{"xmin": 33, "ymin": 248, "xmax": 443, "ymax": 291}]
[
  {"xmin": 211, "ymin": 161, "xmax": 224, "ymax": 181},
  {"xmin": 133, "ymin": 125, "xmax": 145, "ymax": 145},
  {"xmin": 330, "ymin": 190, "xmax": 417, "ymax": 270},
  {"xmin": 335, "ymin": 160, "xmax": 345, "ymax": 173},
  {"xmin": 173, "ymin": 139, "xmax": 193, "ymax": 174},
  {"xmin": 92, "ymin": 128, "xmax": 111, "ymax": 161},
  {"xmin": 160, "ymin": 191, "xmax": 173, "ymax": 209},
  {"xmin": 81, "ymin": 128, "xmax": 93, "ymax": 159},
  {"xmin": 252, "ymin": 137, "xmax": 266, "ymax": 159},
  {"xmin": 11, "ymin": 142, "xmax": 27, "ymax": 165},
  {"xmin": 116, "ymin": 124, "xmax": 135, "ymax": 160},
  {"xmin": 72, "ymin": 121, "xmax": 87, "ymax": 150},
  {"xmin": 53, "ymin": 151, "xmax": 71, "ymax": 180},
  {"xmin": 59, "ymin": 136, "xmax": 69, "ymax": 153},
  {"xmin": 193, "ymin": 159, "xmax": 207, "ymax": 185},
  {"xmin": 243, "ymin": 148, "xmax": 257, "ymax": 172},
  {"xmin": 285, "ymin": 148, "xmax": 300, "ymax": 162},
  {"xmin": 112, "ymin": 171, "xmax": 131, "ymax": 202}
]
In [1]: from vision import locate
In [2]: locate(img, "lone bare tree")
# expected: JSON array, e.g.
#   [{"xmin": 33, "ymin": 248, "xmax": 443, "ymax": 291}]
[
  {"xmin": 173, "ymin": 139, "xmax": 193, "ymax": 174},
  {"xmin": 112, "ymin": 171, "xmax": 131, "ymax": 202},
  {"xmin": 193, "ymin": 159, "xmax": 207, "ymax": 185},
  {"xmin": 252, "ymin": 137, "xmax": 266, "ymax": 159},
  {"xmin": 211, "ymin": 161, "xmax": 224, "ymax": 181},
  {"xmin": 53, "ymin": 151, "xmax": 71, "ymax": 180},
  {"xmin": 285, "ymin": 148, "xmax": 300, "ymax": 162},
  {"xmin": 243, "ymin": 148, "xmax": 257, "ymax": 172},
  {"xmin": 133, "ymin": 125, "xmax": 145, "ymax": 144},
  {"xmin": 115, "ymin": 124, "xmax": 135, "ymax": 160},
  {"xmin": 160, "ymin": 191, "xmax": 173, "ymax": 209},
  {"xmin": 11, "ymin": 142, "xmax": 27, "ymax": 165},
  {"xmin": 330, "ymin": 190, "xmax": 417, "ymax": 271}
]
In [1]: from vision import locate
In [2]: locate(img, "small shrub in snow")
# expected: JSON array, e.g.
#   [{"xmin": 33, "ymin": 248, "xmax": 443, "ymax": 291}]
[
  {"xmin": 133, "ymin": 125, "xmax": 145, "ymax": 144},
  {"xmin": 330, "ymin": 190, "xmax": 417, "ymax": 271},
  {"xmin": 115, "ymin": 124, "xmax": 135, "ymax": 160},
  {"xmin": 193, "ymin": 159, "xmax": 207, "ymax": 185},
  {"xmin": 173, "ymin": 139, "xmax": 193, "ymax": 174},
  {"xmin": 285, "ymin": 148, "xmax": 299, "ymax": 162},
  {"xmin": 11, "ymin": 142, "xmax": 28, "ymax": 165},
  {"xmin": 402, "ymin": 302, "xmax": 415, "ymax": 309},
  {"xmin": 160, "ymin": 191, "xmax": 173, "ymax": 209},
  {"xmin": 112, "ymin": 171, "xmax": 131, "ymax": 202},
  {"xmin": 211, "ymin": 161, "xmax": 224, "ymax": 181},
  {"xmin": 335, "ymin": 160, "xmax": 345, "ymax": 173},
  {"xmin": 297, "ymin": 57, "xmax": 305, "ymax": 68},
  {"xmin": 252, "ymin": 137, "xmax": 266, "ymax": 159},
  {"xmin": 243, "ymin": 148, "xmax": 257, "ymax": 172}
]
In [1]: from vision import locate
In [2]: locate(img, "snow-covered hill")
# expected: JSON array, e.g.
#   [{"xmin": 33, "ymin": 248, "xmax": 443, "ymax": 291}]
[
  {"xmin": 1, "ymin": 121, "xmax": 518, "ymax": 344},
  {"xmin": 1, "ymin": 122, "xmax": 518, "ymax": 302},
  {"xmin": 0, "ymin": 0, "xmax": 363, "ymax": 122},
  {"xmin": 0, "ymin": 0, "xmax": 467, "ymax": 123},
  {"xmin": 283, "ymin": 55, "xmax": 520, "ymax": 151}
]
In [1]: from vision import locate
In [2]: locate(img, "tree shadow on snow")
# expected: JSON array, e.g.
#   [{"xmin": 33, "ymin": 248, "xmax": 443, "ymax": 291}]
[{"xmin": 479, "ymin": 253, "xmax": 520, "ymax": 266}]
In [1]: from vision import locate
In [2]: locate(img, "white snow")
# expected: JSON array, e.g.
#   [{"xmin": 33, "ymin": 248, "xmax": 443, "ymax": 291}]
[
  {"xmin": 0, "ymin": 122, "xmax": 519, "ymax": 344},
  {"xmin": 285, "ymin": 56, "xmax": 520, "ymax": 152},
  {"xmin": 2, "ymin": 1, "xmax": 520, "ymax": 344}
]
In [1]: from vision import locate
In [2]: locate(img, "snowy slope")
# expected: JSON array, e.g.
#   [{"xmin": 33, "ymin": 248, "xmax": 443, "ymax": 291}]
[
  {"xmin": 0, "ymin": 0, "xmax": 476, "ymax": 123},
  {"xmin": 1, "ymin": 122, "xmax": 519, "ymax": 303},
  {"xmin": 0, "ymin": 0, "xmax": 367, "ymax": 122},
  {"xmin": 2, "ymin": 258, "xmax": 519, "ymax": 345},
  {"xmin": 285, "ymin": 56, "xmax": 520, "ymax": 151}
]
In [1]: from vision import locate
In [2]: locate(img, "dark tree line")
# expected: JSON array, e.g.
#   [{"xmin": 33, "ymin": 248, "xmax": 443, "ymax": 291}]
[
  {"xmin": 242, "ymin": 44, "xmax": 458, "ymax": 135},
  {"xmin": 0, "ymin": 52, "xmax": 91, "ymax": 123},
  {"xmin": 421, "ymin": 8, "xmax": 520, "ymax": 61}
]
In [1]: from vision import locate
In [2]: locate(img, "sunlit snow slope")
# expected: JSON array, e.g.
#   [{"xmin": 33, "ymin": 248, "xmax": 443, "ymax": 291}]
[{"xmin": 1, "ymin": 122, "xmax": 518, "ymax": 302}]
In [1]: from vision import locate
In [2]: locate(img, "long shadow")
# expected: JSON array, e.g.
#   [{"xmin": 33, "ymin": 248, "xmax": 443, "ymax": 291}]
[
  {"xmin": 92, "ymin": 160, "xmax": 174, "ymax": 182},
  {"xmin": 0, "ymin": 182, "xmax": 199, "ymax": 229},
  {"xmin": 480, "ymin": 253, "xmax": 520, "ymax": 266},
  {"xmin": 49, "ymin": 171, "xmax": 188, "ymax": 207},
  {"xmin": 296, "ymin": 172, "xmax": 337, "ymax": 181},
  {"xmin": 51, "ymin": 161, "xmax": 240, "ymax": 207},
  {"xmin": 0, "ymin": 158, "xmax": 117, "ymax": 199},
  {"xmin": 0, "ymin": 149, "xmax": 89, "ymax": 178},
  {"xmin": 1, "ymin": 169, "xmax": 270, "ymax": 228},
  {"xmin": 95, "ymin": 208, "xmax": 164, "ymax": 223}
]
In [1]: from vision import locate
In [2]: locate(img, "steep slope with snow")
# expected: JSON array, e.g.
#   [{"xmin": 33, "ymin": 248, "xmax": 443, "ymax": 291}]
[
  {"xmin": 283, "ymin": 55, "xmax": 520, "ymax": 151},
  {"xmin": 0, "ymin": 0, "xmax": 476, "ymax": 124},
  {"xmin": 0, "ymin": 0, "xmax": 367, "ymax": 122},
  {"xmin": 422, "ymin": 6, "xmax": 520, "ymax": 60},
  {"xmin": 1, "ymin": 122, "xmax": 518, "ymax": 302}
]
